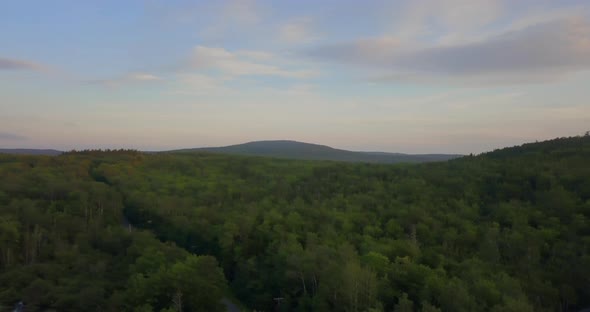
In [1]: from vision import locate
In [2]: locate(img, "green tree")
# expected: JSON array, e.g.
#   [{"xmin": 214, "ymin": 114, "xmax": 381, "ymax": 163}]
[{"xmin": 394, "ymin": 293, "xmax": 414, "ymax": 312}]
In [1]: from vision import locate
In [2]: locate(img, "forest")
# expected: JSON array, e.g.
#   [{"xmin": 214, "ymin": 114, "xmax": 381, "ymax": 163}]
[{"xmin": 0, "ymin": 135, "xmax": 589, "ymax": 311}]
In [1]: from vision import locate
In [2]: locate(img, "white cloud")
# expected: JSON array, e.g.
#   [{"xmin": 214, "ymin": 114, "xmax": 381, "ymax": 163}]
[
  {"xmin": 190, "ymin": 46, "xmax": 317, "ymax": 78},
  {"xmin": 129, "ymin": 73, "xmax": 161, "ymax": 81},
  {"xmin": 279, "ymin": 17, "xmax": 319, "ymax": 44},
  {"xmin": 235, "ymin": 50, "xmax": 275, "ymax": 61},
  {"xmin": 88, "ymin": 72, "xmax": 163, "ymax": 86}
]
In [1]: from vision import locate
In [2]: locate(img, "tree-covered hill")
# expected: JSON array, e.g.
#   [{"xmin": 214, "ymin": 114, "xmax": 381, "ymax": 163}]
[
  {"xmin": 1, "ymin": 135, "xmax": 589, "ymax": 311},
  {"xmin": 170, "ymin": 140, "xmax": 462, "ymax": 163}
]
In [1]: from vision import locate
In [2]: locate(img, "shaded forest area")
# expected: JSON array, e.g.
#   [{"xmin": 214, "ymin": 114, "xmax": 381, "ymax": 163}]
[{"xmin": 1, "ymin": 136, "xmax": 589, "ymax": 311}]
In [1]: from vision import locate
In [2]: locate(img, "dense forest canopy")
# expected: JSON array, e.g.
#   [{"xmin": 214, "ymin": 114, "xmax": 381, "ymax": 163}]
[{"xmin": 1, "ymin": 136, "xmax": 589, "ymax": 311}]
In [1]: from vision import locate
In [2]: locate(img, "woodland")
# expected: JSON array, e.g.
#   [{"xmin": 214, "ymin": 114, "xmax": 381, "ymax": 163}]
[{"xmin": 0, "ymin": 136, "xmax": 589, "ymax": 311}]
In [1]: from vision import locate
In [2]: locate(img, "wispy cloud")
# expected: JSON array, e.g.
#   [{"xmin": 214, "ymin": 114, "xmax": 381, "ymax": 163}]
[
  {"xmin": 199, "ymin": 0, "xmax": 265, "ymax": 39},
  {"xmin": 309, "ymin": 17, "xmax": 590, "ymax": 85},
  {"xmin": 0, "ymin": 57, "xmax": 48, "ymax": 72},
  {"xmin": 222, "ymin": 0, "xmax": 260, "ymax": 25},
  {"xmin": 234, "ymin": 50, "xmax": 274, "ymax": 61},
  {"xmin": 279, "ymin": 17, "xmax": 319, "ymax": 44},
  {"xmin": 129, "ymin": 73, "xmax": 160, "ymax": 81},
  {"xmin": 389, "ymin": 0, "xmax": 504, "ymax": 42},
  {"xmin": 87, "ymin": 72, "xmax": 162, "ymax": 87},
  {"xmin": 190, "ymin": 46, "xmax": 317, "ymax": 78},
  {"xmin": 399, "ymin": 18, "xmax": 590, "ymax": 75},
  {"xmin": 173, "ymin": 73, "xmax": 229, "ymax": 95}
]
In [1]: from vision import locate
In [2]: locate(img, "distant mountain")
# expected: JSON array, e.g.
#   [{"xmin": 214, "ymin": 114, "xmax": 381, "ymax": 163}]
[
  {"xmin": 170, "ymin": 140, "xmax": 462, "ymax": 163},
  {"xmin": 0, "ymin": 149, "xmax": 62, "ymax": 156}
]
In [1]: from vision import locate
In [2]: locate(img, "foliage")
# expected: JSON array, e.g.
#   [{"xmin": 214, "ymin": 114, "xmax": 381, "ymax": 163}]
[
  {"xmin": 1, "ymin": 135, "xmax": 590, "ymax": 311},
  {"xmin": 0, "ymin": 152, "xmax": 227, "ymax": 311}
]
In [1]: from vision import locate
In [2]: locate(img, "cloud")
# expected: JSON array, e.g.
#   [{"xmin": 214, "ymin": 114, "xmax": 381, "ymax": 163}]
[
  {"xmin": 222, "ymin": 0, "xmax": 260, "ymax": 25},
  {"xmin": 234, "ymin": 50, "xmax": 274, "ymax": 61},
  {"xmin": 386, "ymin": 0, "xmax": 504, "ymax": 43},
  {"xmin": 435, "ymin": 0, "xmax": 503, "ymax": 32},
  {"xmin": 310, "ymin": 36, "xmax": 401, "ymax": 63},
  {"xmin": 174, "ymin": 73, "xmax": 229, "ymax": 95},
  {"xmin": 0, "ymin": 57, "xmax": 47, "ymax": 72},
  {"xmin": 129, "ymin": 73, "xmax": 160, "ymax": 81},
  {"xmin": 87, "ymin": 72, "xmax": 162, "ymax": 86},
  {"xmin": 199, "ymin": 0, "xmax": 264, "ymax": 39},
  {"xmin": 190, "ymin": 46, "xmax": 316, "ymax": 78},
  {"xmin": 309, "ymin": 17, "xmax": 590, "ymax": 84},
  {"xmin": 279, "ymin": 17, "xmax": 319, "ymax": 44},
  {"xmin": 0, "ymin": 132, "xmax": 28, "ymax": 141},
  {"xmin": 398, "ymin": 18, "xmax": 590, "ymax": 75}
]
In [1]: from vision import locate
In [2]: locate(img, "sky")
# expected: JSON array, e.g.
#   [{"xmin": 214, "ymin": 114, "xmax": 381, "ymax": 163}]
[{"xmin": 1, "ymin": 0, "xmax": 589, "ymax": 154}]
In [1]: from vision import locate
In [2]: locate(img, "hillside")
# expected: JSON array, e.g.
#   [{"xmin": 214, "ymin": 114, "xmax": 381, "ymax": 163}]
[
  {"xmin": 0, "ymin": 136, "xmax": 589, "ymax": 311},
  {"xmin": 172, "ymin": 140, "xmax": 462, "ymax": 163},
  {"xmin": 0, "ymin": 148, "xmax": 62, "ymax": 156}
]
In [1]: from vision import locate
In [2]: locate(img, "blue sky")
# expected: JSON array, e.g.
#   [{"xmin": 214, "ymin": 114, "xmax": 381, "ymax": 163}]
[{"xmin": 1, "ymin": 0, "xmax": 589, "ymax": 153}]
